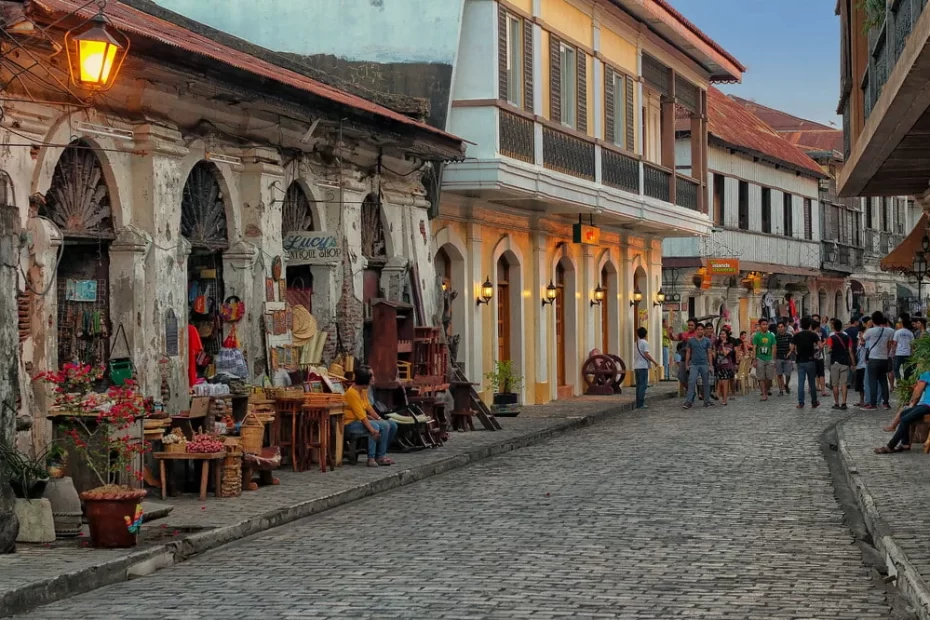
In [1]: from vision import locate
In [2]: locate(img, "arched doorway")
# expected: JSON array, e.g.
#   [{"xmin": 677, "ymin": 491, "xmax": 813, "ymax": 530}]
[
  {"xmin": 182, "ymin": 161, "xmax": 229, "ymax": 370},
  {"xmin": 42, "ymin": 139, "xmax": 114, "ymax": 367},
  {"xmin": 555, "ymin": 257, "xmax": 577, "ymax": 396},
  {"xmin": 818, "ymin": 288, "xmax": 828, "ymax": 317},
  {"xmin": 361, "ymin": 193, "xmax": 387, "ymax": 360},
  {"xmin": 281, "ymin": 181, "xmax": 315, "ymax": 311},
  {"xmin": 633, "ymin": 266, "xmax": 647, "ymax": 331},
  {"xmin": 496, "ymin": 255, "xmax": 513, "ymax": 363}
]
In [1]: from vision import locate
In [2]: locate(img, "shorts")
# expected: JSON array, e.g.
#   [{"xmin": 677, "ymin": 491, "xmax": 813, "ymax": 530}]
[
  {"xmin": 815, "ymin": 358, "xmax": 825, "ymax": 378},
  {"xmin": 775, "ymin": 359, "xmax": 794, "ymax": 376},
  {"xmin": 830, "ymin": 362, "xmax": 850, "ymax": 387},
  {"xmin": 756, "ymin": 360, "xmax": 776, "ymax": 381},
  {"xmin": 854, "ymin": 368, "xmax": 865, "ymax": 393}
]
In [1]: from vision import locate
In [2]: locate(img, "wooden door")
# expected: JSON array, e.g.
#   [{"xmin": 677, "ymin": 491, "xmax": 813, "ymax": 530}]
[
  {"xmin": 556, "ymin": 264, "xmax": 566, "ymax": 386},
  {"xmin": 497, "ymin": 257, "xmax": 511, "ymax": 362}
]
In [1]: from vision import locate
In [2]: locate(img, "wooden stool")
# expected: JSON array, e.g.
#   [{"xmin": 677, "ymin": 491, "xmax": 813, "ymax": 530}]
[
  {"xmin": 273, "ymin": 398, "xmax": 305, "ymax": 471},
  {"xmin": 154, "ymin": 452, "xmax": 225, "ymax": 501},
  {"xmin": 301, "ymin": 406, "xmax": 329, "ymax": 473}
]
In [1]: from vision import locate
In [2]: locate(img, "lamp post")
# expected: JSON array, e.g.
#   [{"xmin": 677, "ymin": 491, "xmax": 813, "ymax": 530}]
[
  {"xmin": 913, "ymin": 244, "xmax": 929, "ymax": 315},
  {"xmin": 65, "ymin": 12, "xmax": 130, "ymax": 91}
]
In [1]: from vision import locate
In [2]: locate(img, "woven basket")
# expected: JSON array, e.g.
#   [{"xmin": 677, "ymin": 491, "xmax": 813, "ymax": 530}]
[
  {"xmin": 240, "ymin": 414, "xmax": 264, "ymax": 455},
  {"xmin": 164, "ymin": 443, "xmax": 186, "ymax": 455},
  {"xmin": 220, "ymin": 455, "xmax": 242, "ymax": 498}
]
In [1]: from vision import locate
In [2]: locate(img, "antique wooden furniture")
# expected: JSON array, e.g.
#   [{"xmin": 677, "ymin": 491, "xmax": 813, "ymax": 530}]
[
  {"xmin": 273, "ymin": 395, "xmax": 306, "ymax": 471},
  {"xmin": 153, "ymin": 451, "xmax": 225, "ymax": 501},
  {"xmin": 328, "ymin": 408, "xmax": 345, "ymax": 469},
  {"xmin": 369, "ymin": 299, "xmax": 415, "ymax": 392},
  {"xmin": 581, "ymin": 354, "xmax": 621, "ymax": 395}
]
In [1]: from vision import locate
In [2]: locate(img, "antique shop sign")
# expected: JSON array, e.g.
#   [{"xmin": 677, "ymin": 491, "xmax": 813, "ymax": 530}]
[{"xmin": 283, "ymin": 232, "xmax": 342, "ymax": 265}]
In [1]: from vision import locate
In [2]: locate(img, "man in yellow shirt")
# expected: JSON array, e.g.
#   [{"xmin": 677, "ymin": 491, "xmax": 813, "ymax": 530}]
[{"xmin": 343, "ymin": 367, "xmax": 397, "ymax": 467}]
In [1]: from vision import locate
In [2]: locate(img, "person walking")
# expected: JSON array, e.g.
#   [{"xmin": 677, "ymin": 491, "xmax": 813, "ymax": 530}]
[
  {"xmin": 790, "ymin": 316, "xmax": 821, "ymax": 409},
  {"xmin": 668, "ymin": 318, "xmax": 698, "ymax": 394},
  {"xmin": 683, "ymin": 323, "xmax": 713, "ymax": 410},
  {"xmin": 825, "ymin": 318, "xmax": 854, "ymax": 410},
  {"xmin": 811, "ymin": 319, "xmax": 828, "ymax": 397},
  {"xmin": 752, "ymin": 318, "xmax": 776, "ymax": 401},
  {"xmin": 774, "ymin": 321, "xmax": 794, "ymax": 396},
  {"xmin": 862, "ymin": 312, "xmax": 894, "ymax": 410},
  {"xmin": 714, "ymin": 334, "xmax": 736, "ymax": 405},
  {"xmin": 892, "ymin": 317, "xmax": 915, "ymax": 383},
  {"xmin": 633, "ymin": 327, "xmax": 659, "ymax": 409},
  {"xmin": 845, "ymin": 317, "xmax": 861, "ymax": 401}
]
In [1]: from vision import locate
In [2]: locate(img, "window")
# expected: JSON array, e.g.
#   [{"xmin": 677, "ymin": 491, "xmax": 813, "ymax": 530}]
[
  {"xmin": 783, "ymin": 193, "xmax": 793, "ymax": 237},
  {"xmin": 804, "ymin": 198, "xmax": 813, "ymax": 240},
  {"xmin": 506, "ymin": 15, "xmax": 523, "ymax": 107},
  {"xmin": 610, "ymin": 71, "xmax": 626, "ymax": 148},
  {"xmin": 761, "ymin": 187, "xmax": 771, "ymax": 233},
  {"xmin": 881, "ymin": 197, "xmax": 889, "ymax": 231},
  {"xmin": 738, "ymin": 181, "xmax": 749, "ymax": 230},
  {"xmin": 560, "ymin": 42, "xmax": 576, "ymax": 128},
  {"xmin": 498, "ymin": 10, "xmax": 532, "ymax": 112},
  {"xmin": 712, "ymin": 174, "xmax": 725, "ymax": 226},
  {"xmin": 866, "ymin": 198, "xmax": 874, "ymax": 229}
]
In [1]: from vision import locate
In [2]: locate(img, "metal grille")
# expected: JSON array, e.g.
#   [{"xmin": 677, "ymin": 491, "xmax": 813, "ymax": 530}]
[
  {"xmin": 675, "ymin": 176, "xmax": 698, "ymax": 211},
  {"xmin": 642, "ymin": 54, "xmax": 669, "ymax": 96},
  {"xmin": 182, "ymin": 161, "xmax": 229, "ymax": 250},
  {"xmin": 872, "ymin": 36, "xmax": 889, "ymax": 113},
  {"xmin": 602, "ymin": 148, "xmax": 639, "ymax": 194},
  {"xmin": 643, "ymin": 162, "xmax": 671, "ymax": 202},
  {"xmin": 542, "ymin": 126, "xmax": 594, "ymax": 180},
  {"xmin": 894, "ymin": 0, "xmax": 913, "ymax": 62},
  {"xmin": 863, "ymin": 73, "xmax": 872, "ymax": 119},
  {"xmin": 42, "ymin": 140, "xmax": 114, "ymax": 239},
  {"xmin": 675, "ymin": 75, "xmax": 698, "ymax": 113},
  {"xmin": 499, "ymin": 109, "xmax": 535, "ymax": 164},
  {"xmin": 282, "ymin": 181, "xmax": 314, "ymax": 235}
]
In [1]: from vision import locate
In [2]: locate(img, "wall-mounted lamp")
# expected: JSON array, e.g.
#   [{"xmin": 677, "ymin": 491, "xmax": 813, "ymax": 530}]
[
  {"xmin": 476, "ymin": 276, "xmax": 493, "ymax": 306},
  {"xmin": 65, "ymin": 12, "xmax": 130, "ymax": 91},
  {"xmin": 441, "ymin": 279, "xmax": 449, "ymax": 293},
  {"xmin": 630, "ymin": 288, "xmax": 643, "ymax": 307},
  {"xmin": 542, "ymin": 281, "xmax": 557, "ymax": 307},
  {"xmin": 590, "ymin": 284, "xmax": 606, "ymax": 307},
  {"xmin": 654, "ymin": 289, "xmax": 666, "ymax": 306}
]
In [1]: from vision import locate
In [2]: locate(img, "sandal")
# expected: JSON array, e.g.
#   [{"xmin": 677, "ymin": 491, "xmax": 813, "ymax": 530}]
[
  {"xmin": 367, "ymin": 459, "xmax": 379, "ymax": 467},
  {"xmin": 377, "ymin": 457, "xmax": 395, "ymax": 466},
  {"xmin": 874, "ymin": 446, "xmax": 909, "ymax": 454},
  {"xmin": 883, "ymin": 426, "xmax": 896, "ymax": 432}
]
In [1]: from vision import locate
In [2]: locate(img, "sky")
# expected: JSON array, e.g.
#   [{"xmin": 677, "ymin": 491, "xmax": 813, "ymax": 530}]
[{"xmin": 670, "ymin": 0, "xmax": 841, "ymax": 127}]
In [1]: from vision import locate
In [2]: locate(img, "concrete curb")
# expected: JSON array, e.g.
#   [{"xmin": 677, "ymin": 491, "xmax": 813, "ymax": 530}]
[
  {"xmin": 0, "ymin": 389, "xmax": 677, "ymax": 618},
  {"xmin": 836, "ymin": 422, "xmax": 930, "ymax": 620}
]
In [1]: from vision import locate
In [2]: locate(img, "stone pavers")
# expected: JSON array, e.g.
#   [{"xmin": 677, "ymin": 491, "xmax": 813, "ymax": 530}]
[
  {"xmin": 15, "ymin": 390, "xmax": 892, "ymax": 619},
  {"xmin": 0, "ymin": 384, "xmax": 677, "ymax": 617}
]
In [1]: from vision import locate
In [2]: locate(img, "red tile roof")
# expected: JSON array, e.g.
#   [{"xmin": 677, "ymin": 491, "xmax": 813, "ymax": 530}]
[
  {"xmin": 705, "ymin": 88, "xmax": 825, "ymax": 177},
  {"xmin": 652, "ymin": 0, "xmax": 746, "ymax": 74},
  {"xmin": 729, "ymin": 96, "xmax": 843, "ymax": 155},
  {"xmin": 28, "ymin": 0, "xmax": 464, "ymax": 148}
]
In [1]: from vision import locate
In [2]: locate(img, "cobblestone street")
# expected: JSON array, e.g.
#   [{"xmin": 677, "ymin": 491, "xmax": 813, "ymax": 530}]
[{"xmin": 18, "ymin": 392, "xmax": 894, "ymax": 619}]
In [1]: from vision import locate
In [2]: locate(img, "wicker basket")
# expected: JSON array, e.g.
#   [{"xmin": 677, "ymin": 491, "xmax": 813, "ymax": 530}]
[
  {"xmin": 164, "ymin": 443, "xmax": 186, "ymax": 455},
  {"xmin": 220, "ymin": 454, "xmax": 242, "ymax": 498},
  {"xmin": 240, "ymin": 414, "xmax": 264, "ymax": 455}
]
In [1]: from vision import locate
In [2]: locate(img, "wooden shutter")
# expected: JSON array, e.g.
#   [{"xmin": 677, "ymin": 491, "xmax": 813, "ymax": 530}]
[
  {"xmin": 498, "ymin": 8, "xmax": 508, "ymax": 101},
  {"xmin": 625, "ymin": 77, "xmax": 635, "ymax": 151},
  {"xmin": 577, "ymin": 50, "xmax": 587, "ymax": 133},
  {"xmin": 523, "ymin": 21, "xmax": 534, "ymax": 112},
  {"xmin": 604, "ymin": 68, "xmax": 615, "ymax": 143},
  {"xmin": 804, "ymin": 198, "xmax": 812, "ymax": 240},
  {"xmin": 549, "ymin": 35, "xmax": 561, "ymax": 123}
]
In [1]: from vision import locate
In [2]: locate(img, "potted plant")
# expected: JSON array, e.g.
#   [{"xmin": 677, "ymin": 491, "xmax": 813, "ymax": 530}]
[
  {"xmin": 485, "ymin": 360, "xmax": 524, "ymax": 417},
  {"xmin": 0, "ymin": 440, "xmax": 50, "ymax": 499},
  {"xmin": 34, "ymin": 364, "xmax": 149, "ymax": 548}
]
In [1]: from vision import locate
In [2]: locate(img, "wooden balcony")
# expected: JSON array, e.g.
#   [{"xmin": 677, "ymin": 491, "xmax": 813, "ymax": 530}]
[{"xmin": 821, "ymin": 241, "xmax": 864, "ymax": 274}]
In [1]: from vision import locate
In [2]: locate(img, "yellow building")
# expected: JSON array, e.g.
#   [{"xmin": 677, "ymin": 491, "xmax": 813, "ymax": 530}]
[{"xmin": 436, "ymin": 0, "xmax": 744, "ymax": 404}]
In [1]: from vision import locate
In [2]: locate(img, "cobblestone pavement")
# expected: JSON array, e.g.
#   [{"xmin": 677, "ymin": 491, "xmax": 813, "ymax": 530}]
[{"xmin": 18, "ymin": 391, "xmax": 893, "ymax": 619}]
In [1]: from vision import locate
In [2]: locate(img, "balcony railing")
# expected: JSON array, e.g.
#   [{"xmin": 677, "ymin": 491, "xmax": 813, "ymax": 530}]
[
  {"xmin": 602, "ymin": 147, "xmax": 640, "ymax": 194},
  {"xmin": 822, "ymin": 241, "xmax": 864, "ymax": 272},
  {"xmin": 499, "ymin": 109, "xmax": 535, "ymax": 164},
  {"xmin": 643, "ymin": 162, "xmax": 671, "ymax": 202},
  {"xmin": 542, "ymin": 125, "xmax": 595, "ymax": 181},
  {"xmin": 675, "ymin": 176, "xmax": 699, "ymax": 211},
  {"xmin": 863, "ymin": 0, "xmax": 929, "ymax": 120}
]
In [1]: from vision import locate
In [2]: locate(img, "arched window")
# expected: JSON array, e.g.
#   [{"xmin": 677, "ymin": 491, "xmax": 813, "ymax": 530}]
[
  {"xmin": 181, "ymin": 161, "xmax": 228, "ymax": 250},
  {"xmin": 42, "ymin": 139, "xmax": 113, "ymax": 239},
  {"xmin": 281, "ymin": 181, "xmax": 314, "ymax": 236}
]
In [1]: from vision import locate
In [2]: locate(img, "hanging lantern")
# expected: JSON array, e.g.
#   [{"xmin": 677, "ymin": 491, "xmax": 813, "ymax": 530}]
[{"xmin": 65, "ymin": 13, "xmax": 130, "ymax": 90}]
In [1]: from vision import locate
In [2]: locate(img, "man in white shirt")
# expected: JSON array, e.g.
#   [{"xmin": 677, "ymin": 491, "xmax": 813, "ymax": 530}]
[
  {"xmin": 893, "ymin": 318, "xmax": 916, "ymax": 384},
  {"xmin": 634, "ymin": 327, "xmax": 659, "ymax": 409},
  {"xmin": 861, "ymin": 312, "xmax": 895, "ymax": 410}
]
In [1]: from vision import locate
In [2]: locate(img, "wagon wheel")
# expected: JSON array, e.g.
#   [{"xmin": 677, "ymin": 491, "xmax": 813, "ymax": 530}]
[
  {"xmin": 582, "ymin": 354, "xmax": 618, "ymax": 395},
  {"xmin": 607, "ymin": 354, "xmax": 627, "ymax": 391}
]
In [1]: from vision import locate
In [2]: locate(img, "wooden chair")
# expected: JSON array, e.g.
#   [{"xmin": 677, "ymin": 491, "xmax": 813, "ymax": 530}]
[{"xmin": 273, "ymin": 397, "xmax": 304, "ymax": 472}]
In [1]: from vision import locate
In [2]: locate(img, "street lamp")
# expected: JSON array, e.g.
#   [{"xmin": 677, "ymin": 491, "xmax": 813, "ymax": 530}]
[
  {"xmin": 914, "ymin": 251, "xmax": 928, "ymax": 314},
  {"xmin": 476, "ymin": 276, "xmax": 493, "ymax": 306},
  {"xmin": 65, "ymin": 13, "xmax": 130, "ymax": 90},
  {"xmin": 654, "ymin": 289, "xmax": 666, "ymax": 307},
  {"xmin": 542, "ymin": 281, "xmax": 557, "ymax": 307},
  {"xmin": 590, "ymin": 284, "xmax": 606, "ymax": 307},
  {"xmin": 630, "ymin": 288, "xmax": 643, "ymax": 307}
]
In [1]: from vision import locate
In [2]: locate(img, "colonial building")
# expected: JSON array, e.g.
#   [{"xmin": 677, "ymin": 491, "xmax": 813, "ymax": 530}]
[
  {"xmin": 663, "ymin": 88, "xmax": 827, "ymax": 332},
  {"xmin": 0, "ymin": 0, "xmax": 462, "ymax": 451},
  {"xmin": 734, "ymin": 97, "xmax": 920, "ymax": 318}
]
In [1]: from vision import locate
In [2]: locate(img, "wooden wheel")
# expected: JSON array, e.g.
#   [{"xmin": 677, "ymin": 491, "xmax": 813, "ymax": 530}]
[
  {"xmin": 582, "ymin": 354, "xmax": 619, "ymax": 395},
  {"xmin": 607, "ymin": 354, "xmax": 627, "ymax": 393}
]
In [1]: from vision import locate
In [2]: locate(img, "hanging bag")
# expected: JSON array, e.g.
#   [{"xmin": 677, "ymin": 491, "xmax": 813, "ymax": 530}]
[
  {"xmin": 108, "ymin": 324, "xmax": 135, "ymax": 386},
  {"xmin": 220, "ymin": 296, "xmax": 245, "ymax": 323}
]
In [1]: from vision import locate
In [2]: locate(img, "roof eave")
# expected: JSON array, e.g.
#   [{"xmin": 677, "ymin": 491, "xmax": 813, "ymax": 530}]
[{"xmin": 708, "ymin": 136, "xmax": 828, "ymax": 180}]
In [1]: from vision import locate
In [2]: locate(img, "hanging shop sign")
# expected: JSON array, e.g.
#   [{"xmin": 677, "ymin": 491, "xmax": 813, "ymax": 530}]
[
  {"xmin": 572, "ymin": 223, "xmax": 600, "ymax": 246},
  {"xmin": 283, "ymin": 232, "xmax": 342, "ymax": 265},
  {"xmin": 706, "ymin": 258, "xmax": 740, "ymax": 275},
  {"xmin": 65, "ymin": 279, "xmax": 97, "ymax": 302}
]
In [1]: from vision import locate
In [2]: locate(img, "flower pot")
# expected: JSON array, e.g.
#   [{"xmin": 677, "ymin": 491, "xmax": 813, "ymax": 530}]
[
  {"xmin": 81, "ymin": 489, "xmax": 146, "ymax": 548},
  {"xmin": 43, "ymin": 477, "xmax": 82, "ymax": 538},
  {"xmin": 10, "ymin": 478, "xmax": 48, "ymax": 500},
  {"xmin": 491, "ymin": 392, "xmax": 521, "ymax": 417},
  {"xmin": 492, "ymin": 392, "xmax": 519, "ymax": 407}
]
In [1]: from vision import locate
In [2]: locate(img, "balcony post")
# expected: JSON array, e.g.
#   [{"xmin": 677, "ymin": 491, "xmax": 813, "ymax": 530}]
[
  {"xmin": 690, "ymin": 89, "xmax": 708, "ymax": 215},
  {"xmin": 661, "ymin": 67, "xmax": 677, "ymax": 206}
]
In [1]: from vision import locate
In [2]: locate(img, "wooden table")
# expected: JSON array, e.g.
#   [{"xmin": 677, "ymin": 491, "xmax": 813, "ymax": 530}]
[
  {"xmin": 153, "ymin": 452, "xmax": 226, "ymax": 501},
  {"xmin": 329, "ymin": 409, "xmax": 344, "ymax": 469}
]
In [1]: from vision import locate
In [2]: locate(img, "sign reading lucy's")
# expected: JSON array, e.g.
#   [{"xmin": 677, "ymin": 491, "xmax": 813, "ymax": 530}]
[
  {"xmin": 283, "ymin": 232, "xmax": 342, "ymax": 265},
  {"xmin": 707, "ymin": 258, "xmax": 740, "ymax": 275}
]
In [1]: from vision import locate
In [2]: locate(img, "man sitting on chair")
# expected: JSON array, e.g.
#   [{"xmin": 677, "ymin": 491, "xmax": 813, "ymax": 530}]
[{"xmin": 344, "ymin": 367, "xmax": 397, "ymax": 467}]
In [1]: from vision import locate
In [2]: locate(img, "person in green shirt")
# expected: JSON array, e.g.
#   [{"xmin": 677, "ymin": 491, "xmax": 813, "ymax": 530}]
[{"xmin": 752, "ymin": 318, "xmax": 776, "ymax": 401}]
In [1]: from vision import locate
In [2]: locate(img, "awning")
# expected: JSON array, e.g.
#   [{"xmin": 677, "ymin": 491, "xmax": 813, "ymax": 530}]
[
  {"xmin": 898, "ymin": 283, "xmax": 917, "ymax": 298},
  {"xmin": 880, "ymin": 213, "xmax": 929, "ymax": 274}
]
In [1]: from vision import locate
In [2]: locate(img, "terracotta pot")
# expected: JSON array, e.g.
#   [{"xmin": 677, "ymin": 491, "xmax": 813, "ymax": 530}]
[
  {"xmin": 81, "ymin": 489, "xmax": 146, "ymax": 548},
  {"xmin": 43, "ymin": 477, "xmax": 82, "ymax": 538}
]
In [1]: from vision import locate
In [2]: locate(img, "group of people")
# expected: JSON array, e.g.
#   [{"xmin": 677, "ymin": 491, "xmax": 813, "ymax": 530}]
[{"xmin": 662, "ymin": 311, "xmax": 926, "ymax": 413}]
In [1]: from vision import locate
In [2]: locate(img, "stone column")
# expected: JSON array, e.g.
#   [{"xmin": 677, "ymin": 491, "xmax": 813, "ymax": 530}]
[
  {"xmin": 533, "ymin": 231, "xmax": 549, "ymax": 404},
  {"xmin": 222, "ymin": 241, "xmax": 260, "ymax": 377},
  {"xmin": 381, "ymin": 257, "xmax": 410, "ymax": 304},
  {"xmin": 582, "ymin": 245, "xmax": 596, "ymax": 355},
  {"xmin": 0, "ymin": 205, "xmax": 18, "ymax": 445},
  {"xmin": 108, "ymin": 226, "xmax": 152, "ymax": 392},
  {"xmin": 467, "ymin": 222, "xmax": 484, "ymax": 384}
]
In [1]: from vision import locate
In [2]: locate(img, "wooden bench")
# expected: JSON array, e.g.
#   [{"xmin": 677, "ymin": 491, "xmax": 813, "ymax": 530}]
[{"xmin": 153, "ymin": 451, "xmax": 225, "ymax": 501}]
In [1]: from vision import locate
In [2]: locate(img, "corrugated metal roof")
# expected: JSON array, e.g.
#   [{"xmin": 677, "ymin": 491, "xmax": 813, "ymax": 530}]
[
  {"xmin": 28, "ymin": 0, "xmax": 464, "ymax": 147},
  {"xmin": 729, "ymin": 96, "xmax": 843, "ymax": 156},
  {"xmin": 706, "ymin": 88, "xmax": 825, "ymax": 177}
]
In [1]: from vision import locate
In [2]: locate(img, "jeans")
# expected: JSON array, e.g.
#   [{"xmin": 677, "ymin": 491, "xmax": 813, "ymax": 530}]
[
  {"xmin": 685, "ymin": 364, "xmax": 710, "ymax": 405},
  {"xmin": 867, "ymin": 358, "xmax": 890, "ymax": 407},
  {"xmin": 634, "ymin": 368, "xmax": 648, "ymax": 408},
  {"xmin": 863, "ymin": 366, "xmax": 871, "ymax": 403},
  {"xmin": 345, "ymin": 419, "xmax": 397, "ymax": 459},
  {"xmin": 894, "ymin": 355, "xmax": 912, "ymax": 380},
  {"xmin": 662, "ymin": 347, "xmax": 670, "ymax": 379},
  {"xmin": 888, "ymin": 404, "xmax": 930, "ymax": 449},
  {"xmin": 796, "ymin": 361, "xmax": 818, "ymax": 406}
]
